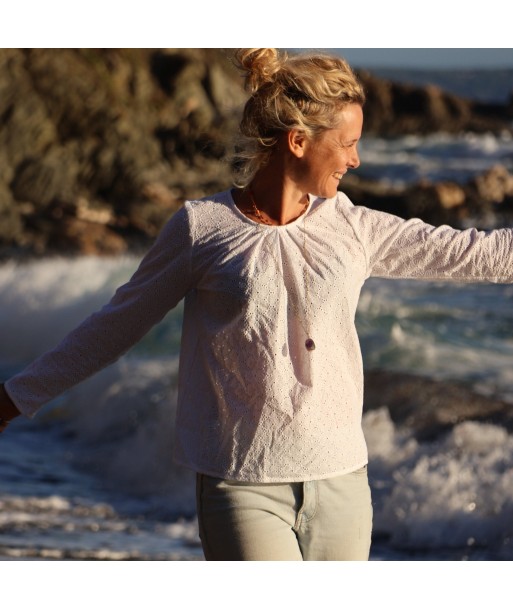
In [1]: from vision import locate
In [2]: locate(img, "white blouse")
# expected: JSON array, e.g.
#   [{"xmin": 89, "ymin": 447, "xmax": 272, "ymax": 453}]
[{"xmin": 6, "ymin": 190, "xmax": 513, "ymax": 482}]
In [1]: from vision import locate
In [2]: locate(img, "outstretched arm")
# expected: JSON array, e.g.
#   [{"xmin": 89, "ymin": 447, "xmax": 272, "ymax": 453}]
[
  {"xmin": 3, "ymin": 205, "xmax": 197, "ymax": 419},
  {"xmin": 343, "ymin": 199, "xmax": 513, "ymax": 283}
]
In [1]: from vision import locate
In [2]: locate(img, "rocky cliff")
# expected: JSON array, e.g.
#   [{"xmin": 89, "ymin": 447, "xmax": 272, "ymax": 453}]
[{"xmin": 1, "ymin": 48, "xmax": 512, "ymax": 257}]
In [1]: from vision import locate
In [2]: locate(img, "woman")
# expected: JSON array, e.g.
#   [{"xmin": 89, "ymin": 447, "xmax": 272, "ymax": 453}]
[{"xmin": 1, "ymin": 48, "xmax": 513, "ymax": 560}]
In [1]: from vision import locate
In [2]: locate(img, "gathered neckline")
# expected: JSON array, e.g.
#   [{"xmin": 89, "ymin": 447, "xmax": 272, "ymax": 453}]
[{"xmin": 228, "ymin": 189, "xmax": 314, "ymax": 229}]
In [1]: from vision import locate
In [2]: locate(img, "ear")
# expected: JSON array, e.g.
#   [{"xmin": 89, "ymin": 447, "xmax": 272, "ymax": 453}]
[{"xmin": 287, "ymin": 129, "xmax": 307, "ymax": 158}]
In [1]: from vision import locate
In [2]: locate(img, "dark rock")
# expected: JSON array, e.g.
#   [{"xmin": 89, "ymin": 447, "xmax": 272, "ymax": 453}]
[
  {"xmin": 470, "ymin": 164, "xmax": 513, "ymax": 205},
  {"xmin": 364, "ymin": 369, "xmax": 513, "ymax": 441},
  {"xmin": 48, "ymin": 217, "xmax": 128, "ymax": 256},
  {"xmin": 0, "ymin": 49, "xmax": 244, "ymax": 256},
  {"xmin": 358, "ymin": 70, "xmax": 513, "ymax": 136},
  {"xmin": 0, "ymin": 182, "xmax": 23, "ymax": 243},
  {"xmin": 0, "ymin": 50, "xmax": 57, "ymax": 173},
  {"xmin": 341, "ymin": 164, "xmax": 513, "ymax": 229},
  {"xmin": 1, "ymin": 49, "xmax": 512, "ymax": 257},
  {"xmin": 11, "ymin": 143, "xmax": 82, "ymax": 207}
]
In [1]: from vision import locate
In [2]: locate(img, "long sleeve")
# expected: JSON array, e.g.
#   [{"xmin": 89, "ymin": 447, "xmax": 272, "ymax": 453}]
[
  {"xmin": 343, "ymin": 201, "xmax": 513, "ymax": 283},
  {"xmin": 5, "ymin": 205, "xmax": 196, "ymax": 417}
]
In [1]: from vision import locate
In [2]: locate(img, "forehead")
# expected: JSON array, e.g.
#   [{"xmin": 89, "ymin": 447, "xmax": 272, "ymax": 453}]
[{"xmin": 330, "ymin": 103, "xmax": 364, "ymax": 138}]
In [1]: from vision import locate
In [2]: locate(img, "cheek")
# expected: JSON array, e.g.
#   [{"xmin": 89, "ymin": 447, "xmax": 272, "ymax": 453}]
[{"xmin": 338, "ymin": 150, "xmax": 350, "ymax": 164}]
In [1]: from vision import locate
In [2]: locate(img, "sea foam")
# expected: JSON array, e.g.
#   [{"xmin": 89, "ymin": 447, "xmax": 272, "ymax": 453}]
[{"xmin": 3, "ymin": 256, "xmax": 513, "ymax": 559}]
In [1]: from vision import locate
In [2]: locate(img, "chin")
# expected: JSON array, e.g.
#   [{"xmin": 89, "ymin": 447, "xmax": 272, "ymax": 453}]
[
  {"xmin": 325, "ymin": 187, "xmax": 340, "ymax": 199},
  {"xmin": 311, "ymin": 182, "xmax": 340, "ymax": 199}
]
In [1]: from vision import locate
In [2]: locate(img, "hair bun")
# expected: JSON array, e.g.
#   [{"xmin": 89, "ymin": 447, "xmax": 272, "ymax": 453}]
[{"xmin": 234, "ymin": 48, "xmax": 285, "ymax": 93}]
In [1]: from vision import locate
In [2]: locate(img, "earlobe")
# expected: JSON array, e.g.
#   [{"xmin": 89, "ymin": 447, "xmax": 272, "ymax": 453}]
[{"xmin": 288, "ymin": 129, "xmax": 307, "ymax": 158}]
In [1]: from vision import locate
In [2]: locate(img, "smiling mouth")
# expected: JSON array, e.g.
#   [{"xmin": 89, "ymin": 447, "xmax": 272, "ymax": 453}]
[{"xmin": 334, "ymin": 171, "xmax": 345, "ymax": 180}]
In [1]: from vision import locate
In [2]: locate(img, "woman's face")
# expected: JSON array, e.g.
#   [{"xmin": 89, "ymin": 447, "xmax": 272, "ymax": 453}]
[{"xmin": 292, "ymin": 103, "xmax": 363, "ymax": 199}]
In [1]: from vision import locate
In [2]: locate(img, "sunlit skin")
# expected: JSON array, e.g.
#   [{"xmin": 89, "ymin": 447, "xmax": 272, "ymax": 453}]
[{"xmin": 233, "ymin": 103, "xmax": 363, "ymax": 226}]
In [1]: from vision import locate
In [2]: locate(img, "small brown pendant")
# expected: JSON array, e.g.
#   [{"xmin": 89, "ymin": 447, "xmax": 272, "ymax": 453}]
[{"xmin": 305, "ymin": 338, "xmax": 316, "ymax": 351}]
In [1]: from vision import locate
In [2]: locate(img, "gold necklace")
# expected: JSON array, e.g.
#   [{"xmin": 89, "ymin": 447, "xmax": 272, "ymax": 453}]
[
  {"xmin": 243, "ymin": 187, "xmax": 309, "ymax": 226},
  {"xmin": 245, "ymin": 188, "xmax": 316, "ymax": 352},
  {"xmin": 247, "ymin": 187, "xmax": 274, "ymax": 226}
]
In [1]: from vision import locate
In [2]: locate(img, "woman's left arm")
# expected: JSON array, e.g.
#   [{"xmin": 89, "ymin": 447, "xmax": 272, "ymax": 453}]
[{"xmin": 346, "ymin": 203, "xmax": 513, "ymax": 283}]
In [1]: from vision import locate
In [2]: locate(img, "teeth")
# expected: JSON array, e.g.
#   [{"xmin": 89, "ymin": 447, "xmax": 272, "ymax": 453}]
[{"xmin": 334, "ymin": 172, "xmax": 343, "ymax": 180}]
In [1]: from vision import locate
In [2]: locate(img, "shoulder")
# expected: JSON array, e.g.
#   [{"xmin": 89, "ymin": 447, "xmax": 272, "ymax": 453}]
[
  {"xmin": 311, "ymin": 191, "xmax": 398, "ymax": 246},
  {"xmin": 333, "ymin": 190, "xmax": 374, "ymax": 218},
  {"xmin": 334, "ymin": 190, "xmax": 356, "ymax": 214},
  {"xmin": 185, "ymin": 189, "xmax": 234, "ymax": 214},
  {"xmin": 157, "ymin": 189, "xmax": 231, "ymax": 234},
  {"xmin": 182, "ymin": 189, "xmax": 248, "ymax": 244},
  {"xmin": 309, "ymin": 191, "xmax": 364, "ymax": 223},
  {"xmin": 309, "ymin": 191, "xmax": 358, "ymax": 214},
  {"xmin": 332, "ymin": 190, "xmax": 392, "ymax": 227}
]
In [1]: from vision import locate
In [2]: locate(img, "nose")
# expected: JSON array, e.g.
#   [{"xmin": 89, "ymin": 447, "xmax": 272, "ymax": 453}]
[{"xmin": 348, "ymin": 147, "xmax": 360, "ymax": 169}]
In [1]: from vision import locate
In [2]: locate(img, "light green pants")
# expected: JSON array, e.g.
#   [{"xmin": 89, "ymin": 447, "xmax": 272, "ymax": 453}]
[{"xmin": 196, "ymin": 466, "xmax": 373, "ymax": 561}]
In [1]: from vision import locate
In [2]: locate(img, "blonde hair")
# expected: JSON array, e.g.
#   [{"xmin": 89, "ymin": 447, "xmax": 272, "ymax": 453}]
[{"xmin": 231, "ymin": 48, "xmax": 365, "ymax": 187}]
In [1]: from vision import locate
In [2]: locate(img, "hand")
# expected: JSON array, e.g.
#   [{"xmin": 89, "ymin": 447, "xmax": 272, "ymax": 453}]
[{"xmin": 0, "ymin": 384, "xmax": 21, "ymax": 433}]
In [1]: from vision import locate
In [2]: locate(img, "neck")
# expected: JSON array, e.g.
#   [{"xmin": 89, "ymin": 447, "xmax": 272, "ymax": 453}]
[{"xmin": 241, "ymin": 169, "xmax": 309, "ymax": 226}]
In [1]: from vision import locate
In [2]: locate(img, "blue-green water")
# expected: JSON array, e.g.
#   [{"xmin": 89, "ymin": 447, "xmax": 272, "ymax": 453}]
[{"xmin": 2, "ymin": 254, "xmax": 513, "ymax": 560}]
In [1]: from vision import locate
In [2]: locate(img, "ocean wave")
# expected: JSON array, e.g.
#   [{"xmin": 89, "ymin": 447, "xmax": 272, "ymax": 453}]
[
  {"xmin": 3, "ymin": 257, "xmax": 513, "ymax": 559},
  {"xmin": 359, "ymin": 132, "xmax": 513, "ymax": 186},
  {"xmin": 0, "ymin": 256, "xmax": 139, "ymax": 364},
  {"xmin": 357, "ymin": 278, "xmax": 513, "ymax": 401},
  {"xmin": 365, "ymin": 407, "xmax": 513, "ymax": 558}
]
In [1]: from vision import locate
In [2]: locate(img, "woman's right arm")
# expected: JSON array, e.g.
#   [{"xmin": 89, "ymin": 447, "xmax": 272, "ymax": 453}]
[{"xmin": 3, "ymin": 204, "xmax": 197, "ymax": 419}]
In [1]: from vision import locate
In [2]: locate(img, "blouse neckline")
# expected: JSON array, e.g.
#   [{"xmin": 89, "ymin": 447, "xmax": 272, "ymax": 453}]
[{"xmin": 228, "ymin": 189, "xmax": 314, "ymax": 229}]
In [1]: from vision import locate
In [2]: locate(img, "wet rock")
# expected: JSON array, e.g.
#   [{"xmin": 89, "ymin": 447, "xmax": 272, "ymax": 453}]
[
  {"xmin": 342, "ymin": 164, "xmax": 513, "ymax": 229},
  {"xmin": 49, "ymin": 217, "xmax": 128, "ymax": 256},
  {"xmin": 471, "ymin": 164, "xmax": 513, "ymax": 205},
  {"xmin": 364, "ymin": 369, "xmax": 513, "ymax": 441}
]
